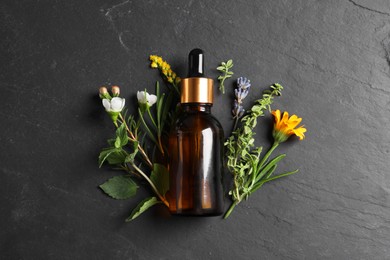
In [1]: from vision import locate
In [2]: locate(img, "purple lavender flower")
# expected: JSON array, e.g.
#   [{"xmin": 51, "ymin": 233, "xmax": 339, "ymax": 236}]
[
  {"xmin": 235, "ymin": 77, "xmax": 251, "ymax": 102},
  {"xmin": 234, "ymin": 88, "xmax": 249, "ymax": 101},
  {"xmin": 237, "ymin": 77, "xmax": 251, "ymax": 91},
  {"xmin": 232, "ymin": 99, "xmax": 245, "ymax": 119},
  {"xmin": 232, "ymin": 77, "xmax": 251, "ymax": 119},
  {"xmin": 231, "ymin": 77, "xmax": 252, "ymax": 131}
]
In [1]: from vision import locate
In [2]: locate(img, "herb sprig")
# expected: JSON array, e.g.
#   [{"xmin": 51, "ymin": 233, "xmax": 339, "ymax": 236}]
[
  {"xmin": 224, "ymin": 83, "xmax": 300, "ymax": 218},
  {"xmin": 97, "ymin": 56, "xmax": 179, "ymax": 221},
  {"xmin": 217, "ymin": 59, "xmax": 234, "ymax": 94}
]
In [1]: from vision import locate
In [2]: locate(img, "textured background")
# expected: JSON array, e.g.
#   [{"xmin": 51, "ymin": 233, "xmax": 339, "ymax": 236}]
[{"xmin": 1, "ymin": 0, "xmax": 390, "ymax": 259}]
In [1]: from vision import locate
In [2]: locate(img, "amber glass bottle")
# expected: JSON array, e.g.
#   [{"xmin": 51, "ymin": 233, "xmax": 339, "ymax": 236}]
[{"xmin": 168, "ymin": 49, "xmax": 224, "ymax": 216}]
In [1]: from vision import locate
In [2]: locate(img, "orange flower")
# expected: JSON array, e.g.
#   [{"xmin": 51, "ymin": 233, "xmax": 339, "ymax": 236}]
[{"xmin": 272, "ymin": 110, "xmax": 306, "ymax": 143}]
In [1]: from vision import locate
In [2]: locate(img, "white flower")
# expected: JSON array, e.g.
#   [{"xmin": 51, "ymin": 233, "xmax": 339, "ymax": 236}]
[
  {"xmin": 102, "ymin": 97, "xmax": 125, "ymax": 112},
  {"xmin": 137, "ymin": 91, "xmax": 157, "ymax": 107}
]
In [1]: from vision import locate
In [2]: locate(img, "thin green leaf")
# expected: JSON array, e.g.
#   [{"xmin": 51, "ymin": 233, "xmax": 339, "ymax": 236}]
[
  {"xmin": 146, "ymin": 106, "xmax": 158, "ymax": 131},
  {"xmin": 99, "ymin": 175, "xmax": 138, "ymax": 200},
  {"xmin": 255, "ymin": 154, "xmax": 286, "ymax": 183},
  {"xmin": 264, "ymin": 170, "xmax": 299, "ymax": 183},
  {"xmin": 125, "ymin": 197, "xmax": 161, "ymax": 221},
  {"xmin": 264, "ymin": 164, "xmax": 277, "ymax": 180},
  {"xmin": 161, "ymin": 90, "xmax": 173, "ymax": 129},
  {"xmin": 138, "ymin": 108, "xmax": 158, "ymax": 144},
  {"xmin": 150, "ymin": 163, "xmax": 169, "ymax": 196},
  {"xmin": 157, "ymin": 95, "xmax": 164, "ymax": 133},
  {"xmin": 250, "ymin": 169, "xmax": 298, "ymax": 194}
]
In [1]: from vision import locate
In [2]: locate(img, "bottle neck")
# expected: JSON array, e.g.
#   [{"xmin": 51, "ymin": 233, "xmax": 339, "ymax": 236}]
[{"xmin": 181, "ymin": 103, "xmax": 212, "ymax": 113}]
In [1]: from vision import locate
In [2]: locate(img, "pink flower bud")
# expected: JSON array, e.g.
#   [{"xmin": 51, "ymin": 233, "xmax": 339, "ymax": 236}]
[
  {"xmin": 99, "ymin": 86, "xmax": 108, "ymax": 95},
  {"xmin": 111, "ymin": 85, "xmax": 120, "ymax": 96}
]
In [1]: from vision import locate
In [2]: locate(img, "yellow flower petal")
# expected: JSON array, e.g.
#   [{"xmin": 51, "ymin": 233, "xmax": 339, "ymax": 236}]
[{"xmin": 272, "ymin": 110, "xmax": 307, "ymax": 143}]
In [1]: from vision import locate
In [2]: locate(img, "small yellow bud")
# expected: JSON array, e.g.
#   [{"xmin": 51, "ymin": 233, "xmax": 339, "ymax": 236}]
[
  {"xmin": 149, "ymin": 55, "xmax": 157, "ymax": 62},
  {"xmin": 151, "ymin": 62, "xmax": 158, "ymax": 68}
]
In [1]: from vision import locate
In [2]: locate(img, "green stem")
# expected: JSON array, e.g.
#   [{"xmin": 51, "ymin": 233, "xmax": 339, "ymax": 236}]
[
  {"xmin": 131, "ymin": 163, "xmax": 169, "ymax": 207},
  {"xmin": 224, "ymin": 201, "xmax": 238, "ymax": 219},
  {"xmin": 169, "ymin": 82, "xmax": 180, "ymax": 96},
  {"xmin": 232, "ymin": 116, "xmax": 239, "ymax": 133},
  {"xmin": 258, "ymin": 142, "xmax": 279, "ymax": 170},
  {"xmin": 157, "ymin": 134, "xmax": 164, "ymax": 155},
  {"xmin": 145, "ymin": 108, "xmax": 164, "ymax": 155},
  {"xmin": 119, "ymin": 113, "xmax": 153, "ymax": 169}
]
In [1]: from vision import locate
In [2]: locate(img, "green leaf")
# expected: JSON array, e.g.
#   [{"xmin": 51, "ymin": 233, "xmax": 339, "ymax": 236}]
[
  {"xmin": 107, "ymin": 138, "xmax": 116, "ymax": 146},
  {"xmin": 156, "ymin": 84, "xmax": 164, "ymax": 132},
  {"xmin": 255, "ymin": 154, "xmax": 286, "ymax": 183},
  {"xmin": 150, "ymin": 163, "xmax": 169, "ymax": 196},
  {"xmin": 161, "ymin": 90, "xmax": 173, "ymax": 128},
  {"xmin": 138, "ymin": 108, "xmax": 158, "ymax": 144},
  {"xmin": 114, "ymin": 136, "xmax": 121, "ymax": 148},
  {"xmin": 106, "ymin": 149, "xmax": 127, "ymax": 165},
  {"xmin": 126, "ymin": 197, "xmax": 161, "ymax": 221},
  {"xmin": 264, "ymin": 164, "xmax": 277, "ymax": 180},
  {"xmin": 216, "ymin": 66, "xmax": 225, "ymax": 71},
  {"xmin": 226, "ymin": 59, "xmax": 233, "ymax": 67},
  {"xmin": 98, "ymin": 148, "xmax": 116, "ymax": 168},
  {"xmin": 264, "ymin": 169, "xmax": 299, "ymax": 183},
  {"xmin": 125, "ymin": 141, "xmax": 139, "ymax": 163},
  {"xmin": 99, "ymin": 175, "xmax": 138, "ymax": 200},
  {"xmin": 115, "ymin": 122, "xmax": 128, "ymax": 147},
  {"xmin": 244, "ymin": 125, "xmax": 251, "ymax": 134}
]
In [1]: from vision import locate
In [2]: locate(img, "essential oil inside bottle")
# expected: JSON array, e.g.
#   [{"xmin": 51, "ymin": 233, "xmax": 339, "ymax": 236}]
[{"xmin": 167, "ymin": 49, "xmax": 224, "ymax": 216}]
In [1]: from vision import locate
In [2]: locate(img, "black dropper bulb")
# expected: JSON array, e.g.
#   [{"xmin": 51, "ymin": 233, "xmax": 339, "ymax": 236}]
[{"xmin": 188, "ymin": 48, "xmax": 205, "ymax": 77}]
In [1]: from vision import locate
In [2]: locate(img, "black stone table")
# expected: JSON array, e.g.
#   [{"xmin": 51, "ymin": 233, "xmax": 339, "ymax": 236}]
[{"xmin": 1, "ymin": 0, "xmax": 389, "ymax": 259}]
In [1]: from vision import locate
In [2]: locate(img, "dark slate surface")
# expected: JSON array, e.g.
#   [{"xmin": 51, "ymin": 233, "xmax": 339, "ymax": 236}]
[{"xmin": 1, "ymin": 0, "xmax": 390, "ymax": 259}]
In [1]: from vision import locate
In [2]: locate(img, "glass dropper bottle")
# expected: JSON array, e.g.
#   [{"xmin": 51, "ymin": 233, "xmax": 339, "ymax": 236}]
[{"xmin": 168, "ymin": 48, "xmax": 224, "ymax": 216}]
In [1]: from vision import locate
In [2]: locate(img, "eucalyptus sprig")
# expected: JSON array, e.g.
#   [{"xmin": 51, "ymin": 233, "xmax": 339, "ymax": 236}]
[
  {"xmin": 217, "ymin": 59, "xmax": 234, "ymax": 94},
  {"xmin": 224, "ymin": 83, "xmax": 302, "ymax": 219}
]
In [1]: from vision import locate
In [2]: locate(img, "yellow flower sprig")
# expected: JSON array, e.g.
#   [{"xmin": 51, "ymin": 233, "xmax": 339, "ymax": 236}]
[
  {"xmin": 224, "ymin": 85, "xmax": 307, "ymax": 218},
  {"xmin": 149, "ymin": 55, "xmax": 181, "ymax": 94},
  {"xmin": 272, "ymin": 109, "xmax": 306, "ymax": 144}
]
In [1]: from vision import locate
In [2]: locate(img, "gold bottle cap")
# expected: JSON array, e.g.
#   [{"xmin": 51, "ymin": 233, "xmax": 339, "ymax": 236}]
[
  {"xmin": 181, "ymin": 77, "xmax": 213, "ymax": 104},
  {"xmin": 181, "ymin": 49, "xmax": 213, "ymax": 104}
]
